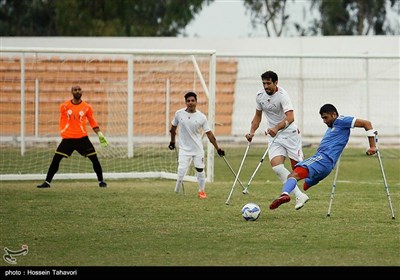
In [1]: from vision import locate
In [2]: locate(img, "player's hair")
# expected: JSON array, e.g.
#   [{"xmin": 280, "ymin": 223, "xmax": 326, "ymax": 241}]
[
  {"xmin": 320, "ymin": 104, "xmax": 339, "ymax": 115},
  {"xmin": 261, "ymin": 70, "xmax": 278, "ymax": 82},
  {"xmin": 184, "ymin": 91, "xmax": 197, "ymax": 101}
]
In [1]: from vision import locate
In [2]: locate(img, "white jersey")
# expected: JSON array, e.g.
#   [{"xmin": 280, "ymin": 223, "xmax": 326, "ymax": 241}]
[
  {"xmin": 255, "ymin": 86, "xmax": 299, "ymax": 134},
  {"xmin": 171, "ymin": 108, "xmax": 211, "ymax": 156},
  {"xmin": 255, "ymin": 86, "xmax": 303, "ymax": 161}
]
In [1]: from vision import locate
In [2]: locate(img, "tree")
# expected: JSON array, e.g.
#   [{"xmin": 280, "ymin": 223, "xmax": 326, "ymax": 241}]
[
  {"xmin": 307, "ymin": 0, "xmax": 400, "ymax": 35},
  {"xmin": 0, "ymin": 0, "xmax": 58, "ymax": 36},
  {"xmin": 0, "ymin": 0, "xmax": 213, "ymax": 36},
  {"xmin": 243, "ymin": 0, "xmax": 399, "ymax": 36},
  {"xmin": 244, "ymin": 0, "xmax": 293, "ymax": 37}
]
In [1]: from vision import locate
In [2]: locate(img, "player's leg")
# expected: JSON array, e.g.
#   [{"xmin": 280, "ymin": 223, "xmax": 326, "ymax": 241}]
[
  {"xmin": 37, "ymin": 153, "xmax": 65, "ymax": 188},
  {"xmin": 285, "ymin": 137, "xmax": 309, "ymax": 209},
  {"xmin": 300, "ymin": 153, "xmax": 333, "ymax": 191},
  {"xmin": 37, "ymin": 139, "xmax": 71, "ymax": 188},
  {"xmin": 269, "ymin": 167, "xmax": 307, "ymax": 210},
  {"xmin": 78, "ymin": 137, "xmax": 107, "ymax": 187},
  {"xmin": 88, "ymin": 154, "xmax": 106, "ymax": 187},
  {"xmin": 194, "ymin": 154, "xmax": 206, "ymax": 198},
  {"xmin": 269, "ymin": 152, "xmax": 333, "ymax": 209},
  {"xmin": 175, "ymin": 154, "xmax": 191, "ymax": 193},
  {"xmin": 269, "ymin": 142, "xmax": 305, "ymax": 203}
]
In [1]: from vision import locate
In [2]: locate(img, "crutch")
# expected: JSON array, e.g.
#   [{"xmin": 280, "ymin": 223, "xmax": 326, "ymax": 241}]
[
  {"xmin": 174, "ymin": 147, "xmax": 185, "ymax": 194},
  {"xmin": 374, "ymin": 133, "xmax": 395, "ymax": 219},
  {"xmin": 225, "ymin": 142, "xmax": 250, "ymax": 205},
  {"xmin": 242, "ymin": 132, "xmax": 281, "ymax": 194},
  {"xmin": 222, "ymin": 156, "xmax": 246, "ymax": 191},
  {"xmin": 327, "ymin": 156, "xmax": 341, "ymax": 217}
]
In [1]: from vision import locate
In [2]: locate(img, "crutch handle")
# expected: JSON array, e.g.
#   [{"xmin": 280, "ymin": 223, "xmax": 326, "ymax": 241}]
[
  {"xmin": 365, "ymin": 130, "xmax": 378, "ymax": 156},
  {"xmin": 366, "ymin": 148, "xmax": 378, "ymax": 156}
]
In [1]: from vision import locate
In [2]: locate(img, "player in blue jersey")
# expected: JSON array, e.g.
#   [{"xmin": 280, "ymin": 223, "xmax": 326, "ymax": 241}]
[{"xmin": 269, "ymin": 103, "xmax": 377, "ymax": 210}]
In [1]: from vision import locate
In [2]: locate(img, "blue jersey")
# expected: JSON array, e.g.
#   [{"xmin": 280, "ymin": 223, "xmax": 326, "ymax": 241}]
[
  {"xmin": 293, "ymin": 115, "xmax": 356, "ymax": 188},
  {"xmin": 317, "ymin": 115, "xmax": 356, "ymax": 166}
]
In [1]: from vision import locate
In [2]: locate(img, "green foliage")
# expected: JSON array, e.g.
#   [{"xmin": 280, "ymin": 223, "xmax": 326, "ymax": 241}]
[
  {"xmin": 244, "ymin": 0, "xmax": 291, "ymax": 37},
  {"xmin": 2, "ymin": 0, "xmax": 397, "ymax": 36},
  {"xmin": 312, "ymin": 0, "xmax": 396, "ymax": 35},
  {"xmin": 244, "ymin": 0, "xmax": 399, "ymax": 36},
  {"xmin": 0, "ymin": 147, "xmax": 399, "ymax": 266},
  {"xmin": 0, "ymin": 0, "xmax": 213, "ymax": 36}
]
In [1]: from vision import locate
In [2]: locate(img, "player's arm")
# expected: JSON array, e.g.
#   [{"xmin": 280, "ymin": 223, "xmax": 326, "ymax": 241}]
[
  {"xmin": 246, "ymin": 110, "xmax": 262, "ymax": 142},
  {"xmin": 86, "ymin": 105, "xmax": 108, "ymax": 147},
  {"xmin": 59, "ymin": 104, "xmax": 68, "ymax": 131},
  {"xmin": 168, "ymin": 125, "xmax": 177, "ymax": 150},
  {"xmin": 354, "ymin": 118, "xmax": 376, "ymax": 155},
  {"xmin": 87, "ymin": 108, "xmax": 101, "ymax": 133},
  {"xmin": 269, "ymin": 110, "xmax": 294, "ymax": 137},
  {"xmin": 205, "ymin": 131, "xmax": 225, "ymax": 156}
]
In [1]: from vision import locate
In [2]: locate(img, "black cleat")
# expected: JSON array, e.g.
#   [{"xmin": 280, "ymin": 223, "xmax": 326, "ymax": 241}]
[
  {"xmin": 99, "ymin": 181, "xmax": 107, "ymax": 188},
  {"xmin": 37, "ymin": 182, "xmax": 50, "ymax": 188}
]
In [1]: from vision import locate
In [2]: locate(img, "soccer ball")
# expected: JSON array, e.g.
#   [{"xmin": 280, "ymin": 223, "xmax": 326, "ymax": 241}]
[{"xmin": 241, "ymin": 202, "xmax": 261, "ymax": 221}]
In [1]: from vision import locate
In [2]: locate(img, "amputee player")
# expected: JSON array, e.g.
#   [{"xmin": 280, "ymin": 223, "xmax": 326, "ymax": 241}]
[
  {"xmin": 168, "ymin": 91, "xmax": 225, "ymax": 199},
  {"xmin": 269, "ymin": 103, "xmax": 377, "ymax": 209},
  {"xmin": 37, "ymin": 85, "xmax": 108, "ymax": 188},
  {"xmin": 245, "ymin": 70, "xmax": 309, "ymax": 210}
]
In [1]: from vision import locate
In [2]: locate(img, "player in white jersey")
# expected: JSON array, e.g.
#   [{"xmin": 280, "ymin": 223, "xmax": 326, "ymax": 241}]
[
  {"xmin": 169, "ymin": 91, "xmax": 225, "ymax": 199},
  {"xmin": 245, "ymin": 70, "xmax": 309, "ymax": 210}
]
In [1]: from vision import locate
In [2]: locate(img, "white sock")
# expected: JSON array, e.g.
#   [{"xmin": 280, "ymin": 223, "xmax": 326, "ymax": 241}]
[
  {"xmin": 272, "ymin": 164, "xmax": 302, "ymax": 198},
  {"xmin": 291, "ymin": 186, "xmax": 303, "ymax": 198},
  {"xmin": 197, "ymin": 170, "xmax": 206, "ymax": 192}
]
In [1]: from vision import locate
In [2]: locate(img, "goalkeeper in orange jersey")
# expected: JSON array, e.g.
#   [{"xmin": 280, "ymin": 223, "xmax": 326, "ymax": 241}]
[{"xmin": 37, "ymin": 85, "xmax": 109, "ymax": 188}]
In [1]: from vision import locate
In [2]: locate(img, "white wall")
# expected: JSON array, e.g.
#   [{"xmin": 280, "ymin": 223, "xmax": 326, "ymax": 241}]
[{"xmin": 1, "ymin": 36, "xmax": 399, "ymax": 55}]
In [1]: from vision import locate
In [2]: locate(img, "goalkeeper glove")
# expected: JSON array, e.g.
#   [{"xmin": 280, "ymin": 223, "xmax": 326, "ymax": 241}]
[
  {"xmin": 217, "ymin": 148, "xmax": 225, "ymax": 157},
  {"xmin": 98, "ymin": 132, "xmax": 108, "ymax": 147},
  {"xmin": 168, "ymin": 142, "xmax": 175, "ymax": 150}
]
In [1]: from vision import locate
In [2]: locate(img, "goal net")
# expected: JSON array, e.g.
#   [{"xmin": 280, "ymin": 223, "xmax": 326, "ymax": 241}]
[{"xmin": 0, "ymin": 48, "xmax": 217, "ymax": 182}]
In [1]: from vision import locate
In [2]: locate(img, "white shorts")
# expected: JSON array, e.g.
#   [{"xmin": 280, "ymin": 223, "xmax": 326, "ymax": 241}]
[
  {"xmin": 178, "ymin": 154, "xmax": 205, "ymax": 170},
  {"xmin": 267, "ymin": 129, "xmax": 303, "ymax": 162}
]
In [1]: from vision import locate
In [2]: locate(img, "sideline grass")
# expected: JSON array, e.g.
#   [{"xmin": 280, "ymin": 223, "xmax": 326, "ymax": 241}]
[{"xmin": 0, "ymin": 147, "xmax": 399, "ymax": 267}]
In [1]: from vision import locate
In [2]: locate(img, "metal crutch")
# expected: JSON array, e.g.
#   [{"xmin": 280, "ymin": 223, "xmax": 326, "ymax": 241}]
[
  {"xmin": 222, "ymin": 156, "xmax": 246, "ymax": 191},
  {"xmin": 327, "ymin": 156, "xmax": 341, "ymax": 217},
  {"xmin": 242, "ymin": 132, "xmax": 281, "ymax": 194},
  {"xmin": 374, "ymin": 133, "xmax": 395, "ymax": 220},
  {"xmin": 225, "ymin": 142, "xmax": 250, "ymax": 205}
]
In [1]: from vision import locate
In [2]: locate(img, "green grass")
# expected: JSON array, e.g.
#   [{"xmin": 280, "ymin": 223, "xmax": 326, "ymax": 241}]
[{"xmin": 0, "ymin": 147, "xmax": 399, "ymax": 267}]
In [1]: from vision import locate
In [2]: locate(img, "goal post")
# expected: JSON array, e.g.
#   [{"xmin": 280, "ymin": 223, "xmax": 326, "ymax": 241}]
[{"xmin": 0, "ymin": 47, "xmax": 217, "ymax": 183}]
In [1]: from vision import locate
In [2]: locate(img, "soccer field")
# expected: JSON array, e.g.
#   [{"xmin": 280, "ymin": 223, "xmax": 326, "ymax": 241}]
[{"xmin": 0, "ymin": 147, "xmax": 399, "ymax": 268}]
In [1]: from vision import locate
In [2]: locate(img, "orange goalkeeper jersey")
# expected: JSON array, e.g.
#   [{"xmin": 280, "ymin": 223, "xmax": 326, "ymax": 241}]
[{"xmin": 59, "ymin": 99, "xmax": 99, "ymax": 139}]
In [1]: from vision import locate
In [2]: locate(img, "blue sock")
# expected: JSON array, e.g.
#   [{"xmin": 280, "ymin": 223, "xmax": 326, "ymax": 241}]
[{"xmin": 283, "ymin": 177, "xmax": 297, "ymax": 194}]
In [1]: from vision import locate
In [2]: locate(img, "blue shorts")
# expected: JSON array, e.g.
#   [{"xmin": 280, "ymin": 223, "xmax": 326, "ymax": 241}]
[{"xmin": 295, "ymin": 153, "xmax": 334, "ymax": 187}]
